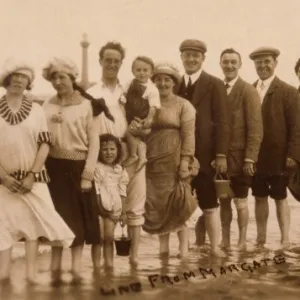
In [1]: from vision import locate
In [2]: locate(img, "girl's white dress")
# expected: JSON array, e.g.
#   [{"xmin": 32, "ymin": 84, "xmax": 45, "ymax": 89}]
[
  {"xmin": 0, "ymin": 96, "xmax": 75, "ymax": 251},
  {"xmin": 94, "ymin": 162, "xmax": 129, "ymax": 221}
]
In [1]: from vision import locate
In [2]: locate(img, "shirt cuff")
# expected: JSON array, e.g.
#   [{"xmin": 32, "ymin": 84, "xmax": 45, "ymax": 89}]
[
  {"xmin": 244, "ymin": 158, "xmax": 255, "ymax": 163},
  {"xmin": 216, "ymin": 154, "xmax": 227, "ymax": 158}
]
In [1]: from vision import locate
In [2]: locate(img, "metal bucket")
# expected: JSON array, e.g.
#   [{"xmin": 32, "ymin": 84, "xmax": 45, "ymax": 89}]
[
  {"xmin": 213, "ymin": 173, "xmax": 233, "ymax": 199},
  {"xmin": 114, "ymin": 221, "xmax": 131, "ymax": 256},
  {"xmin": 115, "ymin": 236, "xmax": 132, "ymax": 256}
]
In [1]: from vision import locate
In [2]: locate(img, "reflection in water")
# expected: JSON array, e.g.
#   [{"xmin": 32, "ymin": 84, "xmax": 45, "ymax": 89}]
[{"xmin": 1, "ymin": 197, "xmax": 300, "ymax": 300}]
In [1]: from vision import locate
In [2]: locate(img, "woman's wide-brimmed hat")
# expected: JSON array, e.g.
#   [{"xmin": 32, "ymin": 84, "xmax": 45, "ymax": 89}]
[
  {"xmin": 42, "ymin": 57, "xmax": 79, "ymax": 81},
  {"xmin": 152, "ymin": 62, "xmax": 181, "ymax": 85},
  {"xmin": 0, "ymin": 58, "xmax": 35, "ymax": 89}
]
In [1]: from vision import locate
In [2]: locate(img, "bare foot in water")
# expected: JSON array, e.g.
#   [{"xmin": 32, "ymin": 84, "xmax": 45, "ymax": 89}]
[
  {"xmin": 256, "ymin": 234, "xmax": 266, "ymax": 246},
  {"xmin": 129, "ymin": 255, "xmax": 138, "ymax": 267},
  {"xmin": 159, "ymin": 252, "xmax": 169, "ymax": 259},
  {"xmin": 219, "ymin": 239, "xmax": 230, "ymax": 249},
  {"xmin": 281, "ymin": 241, "xmax": 290, "ymax": 250},
  {"xmin": 211, "ymin": 248, "xmax": 226, "ymax": 258},
  {"xmin": 237, "ymin": 241, "xmax": 247, "ymax": 251},
  {"xmin": 135, "ymin": 158, "xmax": 147, "ymax": 172}
]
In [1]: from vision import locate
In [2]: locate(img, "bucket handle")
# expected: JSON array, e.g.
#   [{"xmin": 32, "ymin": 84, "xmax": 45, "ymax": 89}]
[{"xmin": 119, "ymin": 220, "xmax": 126, "ymax": 239}]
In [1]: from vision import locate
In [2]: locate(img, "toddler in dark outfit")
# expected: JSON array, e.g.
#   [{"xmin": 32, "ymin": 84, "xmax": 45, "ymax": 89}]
[{"xmin": 122, "ymin": 56, "xmax": 160, "ymax": 171}]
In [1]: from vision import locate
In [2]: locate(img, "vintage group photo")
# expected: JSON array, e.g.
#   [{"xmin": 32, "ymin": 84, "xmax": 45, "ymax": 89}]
[{"xmin": 1, "ymin": 1, "xmax": 300, "ymax": 300}]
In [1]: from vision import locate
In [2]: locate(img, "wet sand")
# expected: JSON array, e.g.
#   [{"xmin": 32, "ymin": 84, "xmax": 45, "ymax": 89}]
[{"xmin": 1, "ymin": 195, "xmax": 300, "ymax": 300}]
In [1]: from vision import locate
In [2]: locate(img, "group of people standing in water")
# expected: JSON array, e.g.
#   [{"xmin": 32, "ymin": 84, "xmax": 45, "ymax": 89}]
[{"xmin": 0, "ymin": 38, "xmax": 300, "ymax": 285}]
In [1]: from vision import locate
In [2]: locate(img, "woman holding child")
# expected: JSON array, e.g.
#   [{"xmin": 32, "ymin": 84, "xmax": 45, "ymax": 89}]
[{"xmin": 142, "ymin": 63, "xmax": 198, "ymax": 258}]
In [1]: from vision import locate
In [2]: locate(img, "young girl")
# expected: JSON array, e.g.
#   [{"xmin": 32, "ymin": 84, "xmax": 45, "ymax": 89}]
[
  {"xmin": 122, "ymin": 56, "xmax": 160, "ymax": 172},
  {"xmin": 94, "ymin": 134, "xmax": 129, "ymax": 269}
]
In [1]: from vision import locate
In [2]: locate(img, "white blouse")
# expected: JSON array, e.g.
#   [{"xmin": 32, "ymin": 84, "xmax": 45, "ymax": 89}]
[{"xmin": 94, "ymin": 162, "xmax": 129, "ymax": 213}]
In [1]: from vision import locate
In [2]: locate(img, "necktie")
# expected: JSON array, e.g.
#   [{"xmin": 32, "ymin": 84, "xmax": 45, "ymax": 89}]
[
  {"xmin": 257, "ymin": 81, "xmax": 265, "ymax": 102},
  {"xmin": 187, "ymin": 76, "xmax": 192, "ymax": 89},
  {"xmin": 224, "ymin": 83, "xmax": 230, "ymax": 95}
]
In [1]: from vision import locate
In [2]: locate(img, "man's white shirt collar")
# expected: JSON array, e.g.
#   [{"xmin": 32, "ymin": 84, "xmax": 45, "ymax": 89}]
[
  {"xmin": 184, "ymin": 69, "xmax": 202, "ymax": 86},
  {"xmin": 224, "ymin": 75, "xmax": 239, "ymax": 88},
  {"xmin": 257, "ymin": 74, "xmax": 276, "ymax": 89}
]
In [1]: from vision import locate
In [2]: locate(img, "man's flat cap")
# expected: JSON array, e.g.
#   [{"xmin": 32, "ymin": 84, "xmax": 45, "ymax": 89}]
[
  {"xmin": 249, "ymin": 47, "xmax": 280, "ymax": 60},
  {"xmin": 179, "ymin": 39, "xmax": 207, "ymax": 53}
]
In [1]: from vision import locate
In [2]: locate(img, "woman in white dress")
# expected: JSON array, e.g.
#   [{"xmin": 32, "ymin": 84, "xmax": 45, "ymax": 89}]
[{"xmin": 0, "ymin": 59, "xmax": 75, "ymax": 283}]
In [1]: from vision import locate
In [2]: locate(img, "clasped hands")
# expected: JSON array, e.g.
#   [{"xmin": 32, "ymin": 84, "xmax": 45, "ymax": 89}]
[
  {"xmin": 3, "ymin": 174, "xmax": 35, "ymax": 194},
  {"xmin": 128, "ymin": 117, "xmax": 152, "ymax": 134}
]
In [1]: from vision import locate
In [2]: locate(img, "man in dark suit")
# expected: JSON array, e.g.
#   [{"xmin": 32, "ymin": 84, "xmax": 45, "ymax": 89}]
[
  {"xmin": 177, "ymin": 39, "xmax": 230, "ymax": 257},
  {"xmin": 250, "ymin": 47, "xmax": 300, "ymax": 249},
  {"xmin": 219, "ymin": 48, "xmax": 263, "ymax": 250}
]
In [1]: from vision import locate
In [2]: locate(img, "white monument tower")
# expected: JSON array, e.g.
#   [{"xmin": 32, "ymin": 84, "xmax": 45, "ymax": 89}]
[{"xmin": 80, "ymin": 33, "xmax": 95, "ymax": 90}]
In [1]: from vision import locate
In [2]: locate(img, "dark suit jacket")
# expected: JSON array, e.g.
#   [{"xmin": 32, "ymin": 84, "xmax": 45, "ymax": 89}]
[
  {"xmin": 227, "ymin": 77, "xmax": 263, "ymax": 175},
  {"xmin": 176, "ymin": 71, "xmax": 230, "ymax": 175},
  {"xmin": 254, "ymin": 76, "xmax": 300, "ymax": 174}
]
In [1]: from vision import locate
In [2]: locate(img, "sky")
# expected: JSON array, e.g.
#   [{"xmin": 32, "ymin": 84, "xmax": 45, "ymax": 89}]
[{"xmin": 1, "ymin": 0, "xmax": 300, "ymax": 95}]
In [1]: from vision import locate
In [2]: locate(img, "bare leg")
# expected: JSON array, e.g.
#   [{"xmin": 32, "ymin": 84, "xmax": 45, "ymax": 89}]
[
  {"xmin": 159, "ymin": 234, "xmax": 170, "ymax": 256},
  {"xmin": 195, "ymin": 215, "xmax": 206, "ymax": 246},
  {"xmin": 0, "ymin": 247, "xmax": 12, "ymax": 281},
  {"xmin": 220, "ymin": 197, "xmax": 232, "ymax": 248},
  {"xmin": 71, "ymin": 245, "xmax": 84, "ymax": 278},
  {"xmin": 123, "ymin": 131, "xmax": 139, "ymax": 166},
  {"xmin": 203, "ymin": 208, "xmax": 226, "ymax": 257},
  {"xmin": 25, "ymin": 240, "xmax": 38, "ymax": 283},
  {"xmin": 255, "ymin": 196, "xmax": 269, "ymax": 245},
  {"xmin": 51, "ymin": 246, "xmax": 63, "ymax": 271},
  {"xmin": 135, "ymin": 141, "xmax": 147, "ymax": 172},
  {"xmin": 177, "ymin": 227, "xmax": 189, "ymax": 258},
  {"xmin": 275, "ymin": 199, "xmax": 290, "ymax": 249},
  {"xmin": 233, "ymin": 197, "xmax": 249, "ymax": 250},
  {"xmin": 128, "ymin": 225, "xmax": 141, "ymax": 264},
  {"xmin": 91, "ymin": 245, "xmax": 101, "ymax": 269},
  {"xmin": 103, "ymin": 218, "xmax": 116, "ymax": 269},
  {"xmin": 50, "ymin": 246, "xmax": 63, "ymax": 285}
]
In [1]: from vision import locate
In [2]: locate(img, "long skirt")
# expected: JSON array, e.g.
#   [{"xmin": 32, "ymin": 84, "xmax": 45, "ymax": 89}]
[
  {"xmin": 143, "ymin": 128, "xmax": 198, "ymax": 235},
  {"xmin": 0, "ymin": 182, "xmax": 75, "ymax": 251},
  {"xmin": 46, "ymin": 157, "xmax": 101, "ymax": 247}
]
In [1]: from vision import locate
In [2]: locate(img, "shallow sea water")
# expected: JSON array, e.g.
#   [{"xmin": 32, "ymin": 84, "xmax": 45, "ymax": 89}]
[{"xmin": 1, "ymin": 194, "xmax": 300, "ymax": 300}]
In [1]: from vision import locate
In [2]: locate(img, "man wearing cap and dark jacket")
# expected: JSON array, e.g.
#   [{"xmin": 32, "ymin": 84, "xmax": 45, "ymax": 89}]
[
  {"xmin": 250, "ymin": 47, "xmax": 300, "ymax": 249},
  {"xmin": 219, "ymin": 48, "xmax": 263, "ymax": 250},
  {"xmin": 177, "ymin": 39, "xmax": 230, "ymax": 257}
]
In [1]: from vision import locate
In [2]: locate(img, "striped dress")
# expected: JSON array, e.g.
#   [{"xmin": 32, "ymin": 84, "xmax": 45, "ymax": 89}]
[{"xmin": 0, "ymin": 95, "xmax": 75, "ymax": 251}]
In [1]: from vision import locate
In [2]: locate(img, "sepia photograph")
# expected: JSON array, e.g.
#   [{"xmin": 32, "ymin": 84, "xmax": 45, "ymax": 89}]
[{"xmin": 0, "ymin": 0, "xmax": 300, "ymax": 299}]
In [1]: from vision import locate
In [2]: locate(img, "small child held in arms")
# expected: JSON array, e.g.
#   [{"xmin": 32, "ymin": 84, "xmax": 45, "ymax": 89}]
[
  {"xmin": 94, "ymin": 134, "xmax": 129, "ymax": 269},
  {"xmin": 121, "ymin": 56, "xmax": 160, "ymax": 171}
]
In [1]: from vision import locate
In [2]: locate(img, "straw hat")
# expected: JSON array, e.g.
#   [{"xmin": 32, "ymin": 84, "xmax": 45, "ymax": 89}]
[
  {"xmin": 42, "ymin": 57, "xmax": 79, "ymax": 81},
  {"xmin": 152, "ymin": 62, "xmax": 181, "ymax": 85}
]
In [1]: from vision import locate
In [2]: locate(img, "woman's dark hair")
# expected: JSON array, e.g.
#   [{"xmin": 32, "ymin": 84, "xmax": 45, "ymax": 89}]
[
  {"xmin": 72, "ymin": 81, "xmax": 114, "ymax": 121},
  {"xmin": 294, "ymin": 58, "xmax": 300, "ymax": 74},
  {"xmin": 98, "ymin": 133, "xmax": 122, "ymax": 165},
  {"xmin": 3, "ymin": 74, "xmax": 32, "ymax": 91},
  {"xmin": 99, "ymin": 41, "xmax": 126, "ymax": 61}
]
